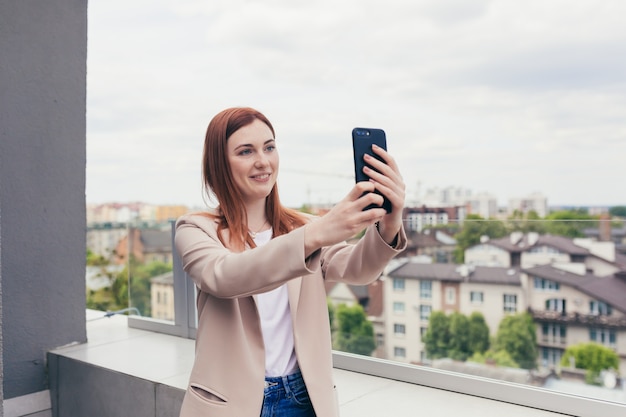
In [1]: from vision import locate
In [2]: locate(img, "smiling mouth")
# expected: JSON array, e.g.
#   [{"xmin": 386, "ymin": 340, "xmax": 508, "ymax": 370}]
[{"xmin": 251, "ymin": 173, "xmax": 271, "ymax": 180}]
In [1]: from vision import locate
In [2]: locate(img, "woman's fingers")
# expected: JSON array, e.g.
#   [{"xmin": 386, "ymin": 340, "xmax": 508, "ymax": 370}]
[{"xmin": 363, "ymin": 149, "xmax": 405, "ymax": 212}]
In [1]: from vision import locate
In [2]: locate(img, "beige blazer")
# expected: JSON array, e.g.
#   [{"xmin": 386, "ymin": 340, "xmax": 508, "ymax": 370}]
[{"xmin": 174, "ymin": 213, "xmax": 406, "ymax": 417}]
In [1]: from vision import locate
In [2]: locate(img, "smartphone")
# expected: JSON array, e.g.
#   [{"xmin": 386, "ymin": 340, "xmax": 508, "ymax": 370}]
[{"xmin": 352, "ymin": 127, "xmax": 392, "ymax": 213}]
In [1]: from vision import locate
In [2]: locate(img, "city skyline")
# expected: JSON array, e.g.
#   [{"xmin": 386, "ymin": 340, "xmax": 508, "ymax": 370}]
[{"xmin": 87, "ymin": 1, "xmax": 626, "ymax": 209}]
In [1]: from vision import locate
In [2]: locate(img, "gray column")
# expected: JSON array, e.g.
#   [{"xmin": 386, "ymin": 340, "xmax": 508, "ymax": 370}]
[{"xmin": 0, "ymin": 0, "xmax": 88, "ymax": 400}]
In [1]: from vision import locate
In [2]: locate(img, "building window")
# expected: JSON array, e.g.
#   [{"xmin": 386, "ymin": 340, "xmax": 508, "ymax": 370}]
[
  {"xmin": 533, "ymin": 277, "xmax": 560, "ymax": 291},
  {"xmin": 394, "ymin": 323, "xmax": 406, "ymax": 335},
  {"xmin": 376, "ymin": 332, "xmax": 384, "ymax": 347},
  {"xmin": 589, "ymin": 327, "xmax": 616, "ymax": 347},
  {"xmin": 541, "ymin": 347, "xmax": 562, "ymax": 368},
  {"xmin": 542, "ymin": 323, "xmax": 567, "ymax": 345},
  {"xmin": 420, "ymin": 305, "xmax": 432, "ymax": 321},
  {"xmin": 420, "ymin": 326, "xmax": 428, "ymax": 338},
  {"xmin": 529, "ymin": 245, "xmax": 561, "ymax": 254},
  {"xmin": 470, "ymin": 291, "xmax": 484, "ymax": 304},
  {"xmin": 393, "ymin": 302, "xmax": 405, "ymax": 315},
  {"xmin": 589, "ymin": 300, "xmax": 612, "ymax": 316},
  {"xmin": 393, "ymin": 278, "xmax": 406, "ymax": 292},
  {"xmin": 445, "ymin": 287, "xmax": 456, "ymax": 304},
  {"xmin": 420, "ymin": 280, "xmax": 432, "ymax": 299},
  {"xmin": 394, "ymin": 347, "xmax": 406, "ymax": 358},
  {"xmin": 545, "ymin": 298, "xmax": 566, "ymax": 314},
  {"xmin": 503, "ymin": 294, "xmax": 517, "ymax": 313},
  {"xmin": 435, "ymin": 250, "xmax": 448, "ymax": 263}
]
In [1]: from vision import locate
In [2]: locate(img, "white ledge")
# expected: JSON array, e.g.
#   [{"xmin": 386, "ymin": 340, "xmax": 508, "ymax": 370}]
[{"xmin": 47, "ymin": 311, "xmax": 624, "ymax": 417}]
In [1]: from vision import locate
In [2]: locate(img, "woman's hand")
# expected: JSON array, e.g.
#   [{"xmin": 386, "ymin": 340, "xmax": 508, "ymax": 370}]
[
  {"xmin": 361, "ymin": 145, "xmax": 405, "ymax": 245},
  {"xmin": 304, "ymin": 181, "xmax": 387, "ymax": 257},
  {"xmin": 304, "ymin": 146, "xmax": 405, "ymax": 255}
]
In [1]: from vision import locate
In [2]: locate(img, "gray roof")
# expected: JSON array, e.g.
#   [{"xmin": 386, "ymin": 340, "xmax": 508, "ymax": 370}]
[
  {"xmin": 389, "ymin": 262, "xmax": 463, "ymax": 282},
  {"xmin": 348, "ymin": 284, "xmax": 370, "ymax": 300},
  {"xmin": 388, "ymin": 263, "xmax": 521, "ymax": 286},
  {"xmin": 150, "ymin": 271, "xmax": 173, "ymax": 285},
  {"xmin": 140, "ymin": 229, "xmax": 172, "ymax": 252},
  {"xmin": 583, "ymin": 226, "xmax": 626, "ymax": 238},
  {"xmin": 614, "ymin": 251, "xmax": 626, "ymax": 269},
  {"xmin": 523, "ymin": 264, "xmax": 626, "ymax": 314},
  {"xmin": 468, "ymin": 266, "xmax": 521, "ymax": 286},
  {"xmin": 486, "ymin": 234, "xmax": 589, "ymax": 256}
]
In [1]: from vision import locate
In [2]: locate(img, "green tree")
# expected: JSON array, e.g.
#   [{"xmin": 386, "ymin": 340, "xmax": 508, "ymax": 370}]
[
  {"xmin": 560, "ymin": 342, "xmax": 619, "ymax": 385},
  {"xmin": 609, "ymin": 206, "xmax": 626, "ymax": 218},
  {"xmin": 454, "ymin": 214, "xmax": 508, "ymax": 263},
  {"xmin": 423, "ymin": 311, "xmax": 450, "ymax": 359},
  {"xmin": 448, "ymin": 312, "xmax": 471, "ymax": 361},
  {"xmin": 494, "ymin": 313, "xmax": 537, "ymax": 369},
  {"xmin": 86, "ymin": 258, "xmax": 173, "ymax": 317},
  {"xmin": 508, "ymin": 210, "xmax": 546, "ymax": 234},
  {"xmin": 468, "ymin": 312, "xmax": 490, "ymax": 355},
  {"xmin": 86, "ymin": 248, "xmax": 109, "ymax": 266},
  {"xmin": 544, "ymin": 210, "xmax": 595, "ymax": 238},
  {"xmin": 128, "ymin": 259, "xmax": 173, "ymax": 316},
  {"xmin": 332, "ymin": 304, "xmax": 376, "ymax": 356},
  {"xmin": 469, "ymin": 349, "xmax": 519, "ymax": 368},
  {"xmin": 327, "ymin": 300, "xmax": 335, "ymax": 330}
]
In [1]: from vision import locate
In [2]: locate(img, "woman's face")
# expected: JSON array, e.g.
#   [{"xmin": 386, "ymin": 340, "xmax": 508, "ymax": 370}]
[{"xmin": 227, "ymin": 118, "xmax": 279, "ymax": 206}]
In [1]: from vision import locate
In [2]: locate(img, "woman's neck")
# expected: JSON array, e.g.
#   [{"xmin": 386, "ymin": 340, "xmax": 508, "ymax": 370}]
[{"xmin": 245, "ymin": 199, "xmax": 268, "ymax": 230}]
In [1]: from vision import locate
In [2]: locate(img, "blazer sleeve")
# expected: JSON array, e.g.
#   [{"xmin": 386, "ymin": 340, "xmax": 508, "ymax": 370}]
[
  {"xmin": 320, "ymin": 222, "xmax": 407, "ymax": 285},
  {"xmin": 174, "ymin": 214, "xmax": 321, "ymax": 298}
]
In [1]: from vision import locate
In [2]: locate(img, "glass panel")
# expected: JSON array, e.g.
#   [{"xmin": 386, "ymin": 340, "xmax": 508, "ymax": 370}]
[
  {"xmin": 329, "ymin": 214, "xmax": 625, "ymax": 408},
  {"xmin": 86, "ymin": 209, "xmax": 183, "ymax": 323}
]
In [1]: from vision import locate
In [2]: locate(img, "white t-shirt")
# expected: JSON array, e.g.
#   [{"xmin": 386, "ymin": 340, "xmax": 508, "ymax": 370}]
[{"xmin": 253, "ymin": 229, "xmax": 298, "ymax": 377}]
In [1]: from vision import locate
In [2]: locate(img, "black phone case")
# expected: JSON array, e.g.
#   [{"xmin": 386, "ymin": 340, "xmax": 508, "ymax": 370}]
[{"xmin": 352, "ymin": 127, "xmax": 392, "ymax": 213}]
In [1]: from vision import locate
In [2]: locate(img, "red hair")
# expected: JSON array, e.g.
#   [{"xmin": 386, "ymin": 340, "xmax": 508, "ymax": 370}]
[{"xmin": 201, "ymin": 107, "xmax": 306, "ymax": 251}]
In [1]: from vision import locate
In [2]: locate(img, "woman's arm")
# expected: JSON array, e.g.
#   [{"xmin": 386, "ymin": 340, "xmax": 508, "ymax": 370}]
[
  {"xmin": 175, "ymin": 215, "xmax": 320, "ymax": 299},
  {"xmin": 319, "ymin": 221, "xmax": 407, "ymax": 285}
]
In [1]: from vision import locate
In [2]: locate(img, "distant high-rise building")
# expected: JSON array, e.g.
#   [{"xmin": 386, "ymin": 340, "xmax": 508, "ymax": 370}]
[
  {"xmin": 508, "ymin": 192, "xmax": 548, "ymax": 218},
  {"xmin": 467, "ymin": 192, "xmax": 498, "ymax": 219}
]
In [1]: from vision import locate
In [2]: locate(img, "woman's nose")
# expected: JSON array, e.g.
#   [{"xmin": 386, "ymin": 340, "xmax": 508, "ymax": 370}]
[{"xmin": 254, "ymin": 153, "xmax": 269, "ymax": 167}]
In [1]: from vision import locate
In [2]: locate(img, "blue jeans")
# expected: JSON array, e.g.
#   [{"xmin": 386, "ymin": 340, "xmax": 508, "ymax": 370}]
[{"xmin": 261, "ymin": 370, "xmax": 316, "ymax": 417}]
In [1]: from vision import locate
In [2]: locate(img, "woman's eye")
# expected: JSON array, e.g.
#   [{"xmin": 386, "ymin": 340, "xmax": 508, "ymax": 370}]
[
  {"xmin": 265, "ymin": 145, "xmax": 276, "ymax": 152},
  {"xmin": 238, "ymin": 149, "xmax": 252, "ymax": 156}
]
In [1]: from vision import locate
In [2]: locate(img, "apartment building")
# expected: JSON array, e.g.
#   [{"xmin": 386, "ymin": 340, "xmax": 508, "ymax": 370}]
[
  {"xmin": 87, "ymin": 202, "xmax": 190, "ymax": 225},
  {"xmin": 402, "ymin": 228, "xmax": 457, "ymax": 263},
  {"xmin": 86, "ymin": 223, "xmax": 128, "ymax": 259},
  {"xmin": 384, "ymin": 263, "xmax": 524, "ymax": 364},
  {"xmin": 403, "ymin": 205, "xmax": 467, "ymax": 232},
  {"xmin": 383, "ymin": 233, "xmax": 626, "ymax": 377},
  {"xmin": 524, "ymin": 264, "xmax": 626, "ymax": 373},
  {"xmin": 508, "ymin": 192, "xmax": 548, "ymax": 218},
  {"xmin": 465, "ymin": 232, "xmax": 624, "ymax": 276},
  {"xmin": 114, "ymin": 228, "xmax": 173, "ymax": 265},
  {"xmin": 151, "ymin": 271, "xmax": 175, "ymax": 321}
]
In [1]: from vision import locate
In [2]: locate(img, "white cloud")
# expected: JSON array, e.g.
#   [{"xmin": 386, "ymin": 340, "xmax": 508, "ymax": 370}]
[{"xmin": 87, "ymin": 0, "xmax": 626, "ymax": 208}]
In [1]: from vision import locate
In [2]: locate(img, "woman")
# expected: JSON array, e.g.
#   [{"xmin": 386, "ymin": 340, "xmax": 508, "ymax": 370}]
[{"xmin": 175, "ymin": 107, "xmax": 406, "ymax": 417}]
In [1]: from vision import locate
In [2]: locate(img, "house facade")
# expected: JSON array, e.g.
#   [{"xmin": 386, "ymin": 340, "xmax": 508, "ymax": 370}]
[
  {"xmin": 383, "ymin": 232, "xmax": 626, "ymax": 377},
  {"xmin": 384, "ymin": 263, "xmax": 524, "ymax": 364}
]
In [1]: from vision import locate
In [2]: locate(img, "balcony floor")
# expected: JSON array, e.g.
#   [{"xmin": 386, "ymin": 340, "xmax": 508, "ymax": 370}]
[{"xmin": 48, "ymin": 311, "xmax": 569, "ymax": 417}]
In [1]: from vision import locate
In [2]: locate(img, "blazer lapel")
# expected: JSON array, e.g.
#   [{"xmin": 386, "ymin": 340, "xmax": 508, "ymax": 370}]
[{"xmin": 286, "ymin": 278, "xmax": 302, "ymax": 325}]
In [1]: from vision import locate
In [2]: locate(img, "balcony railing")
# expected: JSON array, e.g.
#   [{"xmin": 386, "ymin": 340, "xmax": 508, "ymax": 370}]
[{"xmin": 530, "ymin": 309, "xmax": 626, "ymax": 329}]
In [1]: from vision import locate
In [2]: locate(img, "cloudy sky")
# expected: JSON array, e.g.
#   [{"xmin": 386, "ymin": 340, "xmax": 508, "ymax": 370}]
[{"xmin": 87, "ymin": 0, "xmax": 626, "ymax": 209}]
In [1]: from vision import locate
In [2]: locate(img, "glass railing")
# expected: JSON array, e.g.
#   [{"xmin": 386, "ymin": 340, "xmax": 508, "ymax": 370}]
[
  {"xmin": 86, "ymin": 211, "xmax": 626, "ymax": 415},
  {"xmin": 328, "ymin": 215, "xmax": 626, "ymax": 413},
  {"xmin": 86, "ymin": 220, "xmax": 176, "ymax": 324}
]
